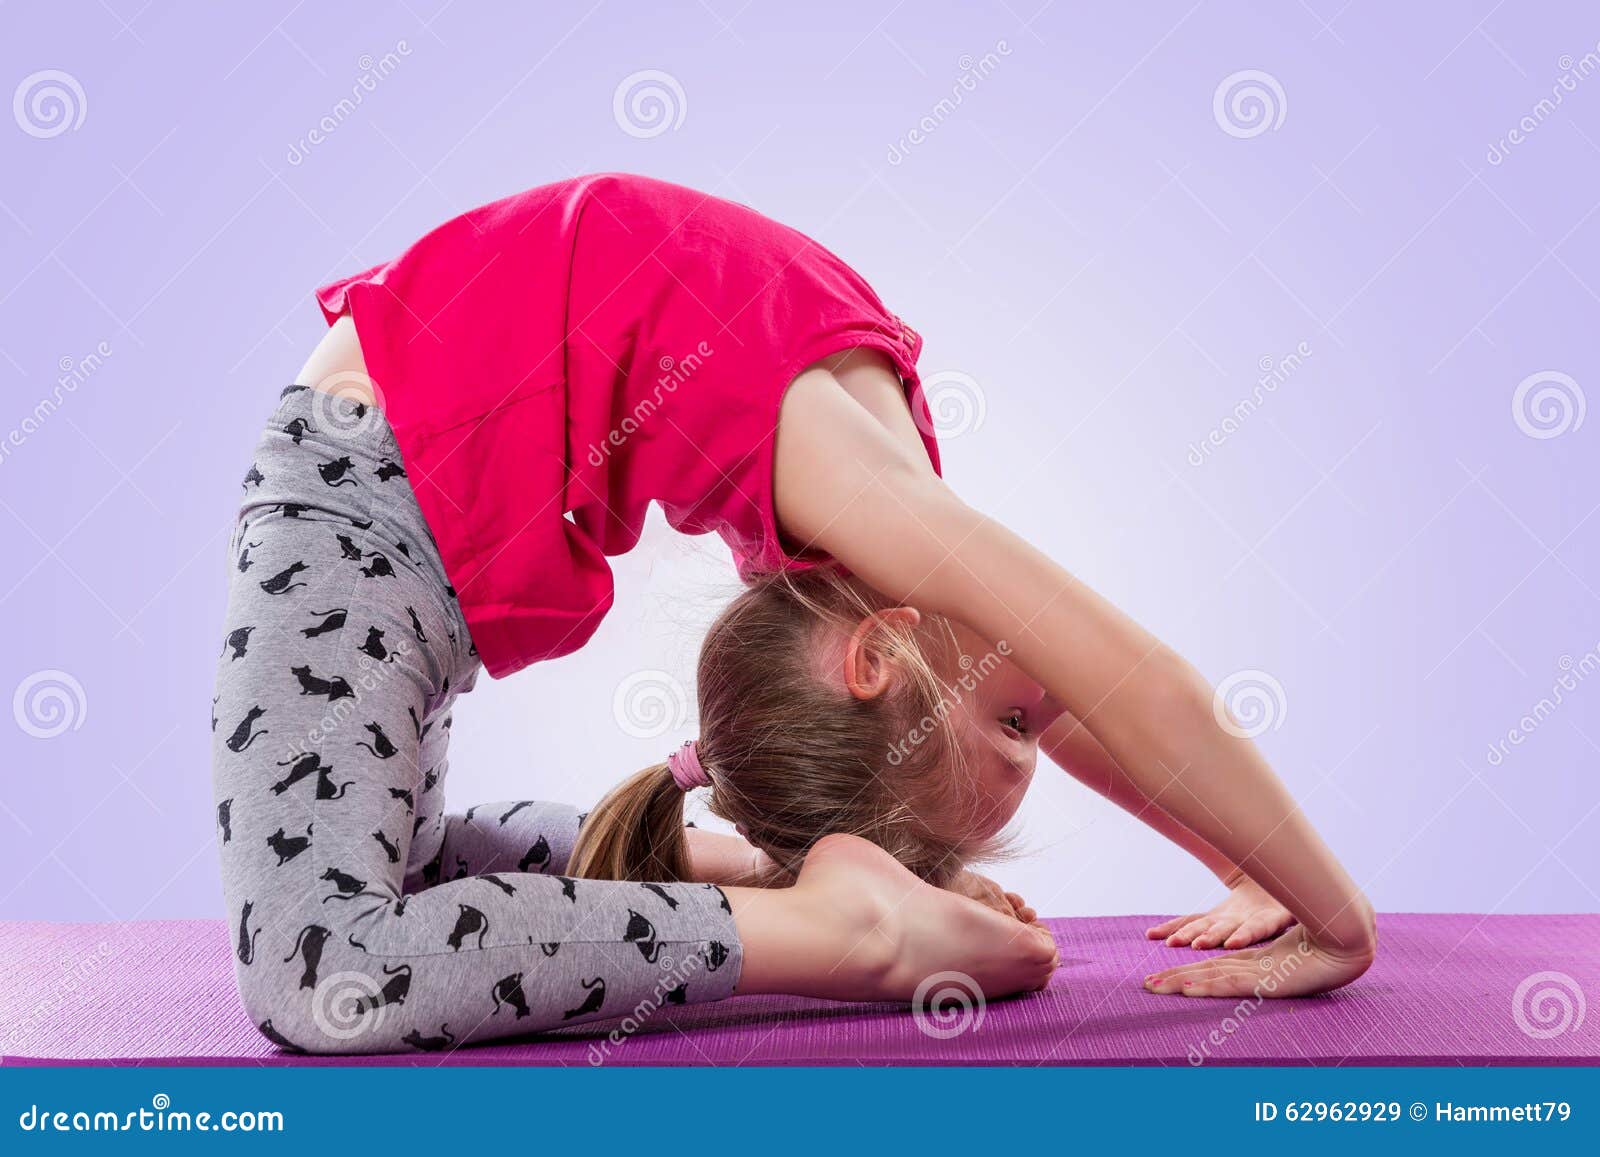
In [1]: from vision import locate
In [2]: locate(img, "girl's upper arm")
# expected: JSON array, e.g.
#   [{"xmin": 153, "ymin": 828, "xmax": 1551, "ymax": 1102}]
[
  {"xmin": 773, "ymin": 365, "xmax": 974, "ymax": 609},
  {"xmin": 774, "ymin": 363, "xmax": 1175, "ymax": 723}
]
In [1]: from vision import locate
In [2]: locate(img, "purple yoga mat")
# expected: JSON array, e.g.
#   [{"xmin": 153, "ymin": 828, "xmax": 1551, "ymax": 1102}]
[{"xmin": 2, "ymin": 914, "xmax": 1594, "ymax": 1066}]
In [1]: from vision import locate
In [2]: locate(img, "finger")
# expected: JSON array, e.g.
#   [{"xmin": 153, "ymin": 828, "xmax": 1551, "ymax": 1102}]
[
  {"xmin": 1225, "ymin": 911, "xmax": 1293, "ymax": 949},
  {"xmin": 1146, "ymin": 914, "xmax": 1197, "ymax": 939},
  {"xmin": 1149, "ymin": 955, "xmax": 1257, "ymax": 995},
  {"xmin": 1166, "ymin": 918, "xmax": 1211, "ymax": 947},
  {"xmin": 1145, "ymin": 945, "xmax": 1268, "ymax": 984},
  {"xmin": 1142, "ymin": 959, "xmax": 1221, "ymax": 992},
  {"xmin": 1223, "ymin": 915, "xmax": 1272, "ymax": 949},
  {"xmin": 1139, "ymin": 960, "xmax": 1222, "ymax": 998},
  {"xmin": 1180, "ymin": 964, "xmax": 1266, "ymax": 998},
  {"xmin": 1195, "ymin": 914, "xmax": 1251, "ymax": 949}
]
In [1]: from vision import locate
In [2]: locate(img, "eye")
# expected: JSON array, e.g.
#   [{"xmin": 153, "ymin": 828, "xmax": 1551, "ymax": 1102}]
[{"xmin": 1000, "ymin": 711, "xmax": 1027, "ymax": 734}]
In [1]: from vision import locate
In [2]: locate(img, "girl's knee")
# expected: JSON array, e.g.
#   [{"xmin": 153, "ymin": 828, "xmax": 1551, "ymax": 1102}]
[{"xmin": 237, "ymin": 923, "xmax": 420, "ymax": 1056}]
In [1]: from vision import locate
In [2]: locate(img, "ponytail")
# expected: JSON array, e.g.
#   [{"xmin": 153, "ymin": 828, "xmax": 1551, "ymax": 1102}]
[{"xmin": 568, "ymin": 762, "xmax": 692, "ymax": 882}]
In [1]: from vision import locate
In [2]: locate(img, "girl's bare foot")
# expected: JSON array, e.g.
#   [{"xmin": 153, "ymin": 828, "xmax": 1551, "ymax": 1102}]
[{"xmin": 727, "ymin": 834, "xmax": 1059, "ymax": 1003}]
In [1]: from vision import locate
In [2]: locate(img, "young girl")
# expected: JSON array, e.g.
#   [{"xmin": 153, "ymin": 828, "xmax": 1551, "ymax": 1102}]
[{"xmin": 213, "ymin": 173, "xmax": 1374, "ymax": 1055}]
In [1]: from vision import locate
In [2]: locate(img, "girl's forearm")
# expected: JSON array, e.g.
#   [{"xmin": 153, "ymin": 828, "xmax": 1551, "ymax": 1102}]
[
  {"xmin": 901, "ymin": 495, "xmax": 1375, "ymax": 955},
  {"xmin": 1039, "ymin": 713, "xmax": 1239, "ymax": 883},
  {"xmin": 685, "ymin": 826, "xmax": 773, "ymax": 885}
]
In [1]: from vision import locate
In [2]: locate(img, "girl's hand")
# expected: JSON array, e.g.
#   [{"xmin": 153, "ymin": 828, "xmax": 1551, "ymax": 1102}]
[
  {"xmin": 947, "ymin": 870, "xmax": 1037, "ymax": 924},
  {"xmin": 1143, "ymin": 928, "xmax": 1375, "ymax": 998},
  {"xmin": 685, "ymin": 827, "xmax": 792, "ymax": 886},
  {"xmin": 1146, "ymin": 876, "xmax": 1293, "ymax": 950}
]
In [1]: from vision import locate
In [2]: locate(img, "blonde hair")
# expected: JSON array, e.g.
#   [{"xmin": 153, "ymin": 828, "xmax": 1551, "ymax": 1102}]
[{"xmin": 568, "ymin": 569, "xmax": 1004, "ymax": 887}]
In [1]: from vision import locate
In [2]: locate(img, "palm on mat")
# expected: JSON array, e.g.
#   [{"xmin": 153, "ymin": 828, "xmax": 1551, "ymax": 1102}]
[{"xmin": 1145, "ymin": 877, "xmax": 1295, "ymax": 950}]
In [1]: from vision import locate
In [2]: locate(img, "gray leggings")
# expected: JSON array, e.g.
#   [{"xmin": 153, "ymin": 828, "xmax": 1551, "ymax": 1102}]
[{"xmin": 211, "ymin": 386, "xmax": 741, "ymax": 1055}]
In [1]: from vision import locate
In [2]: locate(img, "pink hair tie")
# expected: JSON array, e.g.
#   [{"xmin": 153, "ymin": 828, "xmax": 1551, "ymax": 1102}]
[{"xmin": 667, "ymin": 740, "xmax": 711, "ymax": 791}]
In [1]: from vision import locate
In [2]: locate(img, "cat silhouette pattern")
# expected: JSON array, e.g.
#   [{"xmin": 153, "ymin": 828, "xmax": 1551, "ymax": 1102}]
[{"xmin": 210, "ymin": 387, "xmax": 739, "ymax": 1054}]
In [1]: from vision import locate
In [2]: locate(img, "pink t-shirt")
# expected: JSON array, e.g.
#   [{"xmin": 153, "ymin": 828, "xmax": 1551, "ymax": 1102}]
[{"xmin": 316, "ymin": 173, "xmax": 939, "ymax": 678}]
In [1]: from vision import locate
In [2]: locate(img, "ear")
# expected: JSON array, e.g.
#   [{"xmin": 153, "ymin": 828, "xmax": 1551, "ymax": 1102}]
[{"xmin": 843, "ymin": 607, "xmax": 923, "ymax": 700}]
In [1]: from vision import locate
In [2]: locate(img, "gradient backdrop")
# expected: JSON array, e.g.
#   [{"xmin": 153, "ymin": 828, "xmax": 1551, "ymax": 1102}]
[{"xmin": 2, "ymin": 2, "xmax": 1596, "ymax": 927}]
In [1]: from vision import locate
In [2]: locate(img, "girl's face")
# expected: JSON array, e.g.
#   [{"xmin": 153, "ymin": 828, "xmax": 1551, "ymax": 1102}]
[
  {"xmin": 833, "ymin": 600, "xmax": 1060, "ymax": 843},
  {"xmin": 937, "ymin": 618, "xmax": 1061, "ymax": 839}
]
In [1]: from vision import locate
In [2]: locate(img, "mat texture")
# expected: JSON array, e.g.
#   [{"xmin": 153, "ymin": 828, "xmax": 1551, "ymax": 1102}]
[{"xmin": 2, "ymin": 914, "xmax": 1594, "ymax": 1066}]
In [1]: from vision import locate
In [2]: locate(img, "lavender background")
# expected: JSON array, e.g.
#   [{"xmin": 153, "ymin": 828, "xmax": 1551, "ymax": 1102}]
[{"xmin": 2, "ymin": 2, "xmax": 1596, "ymax": 926}]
